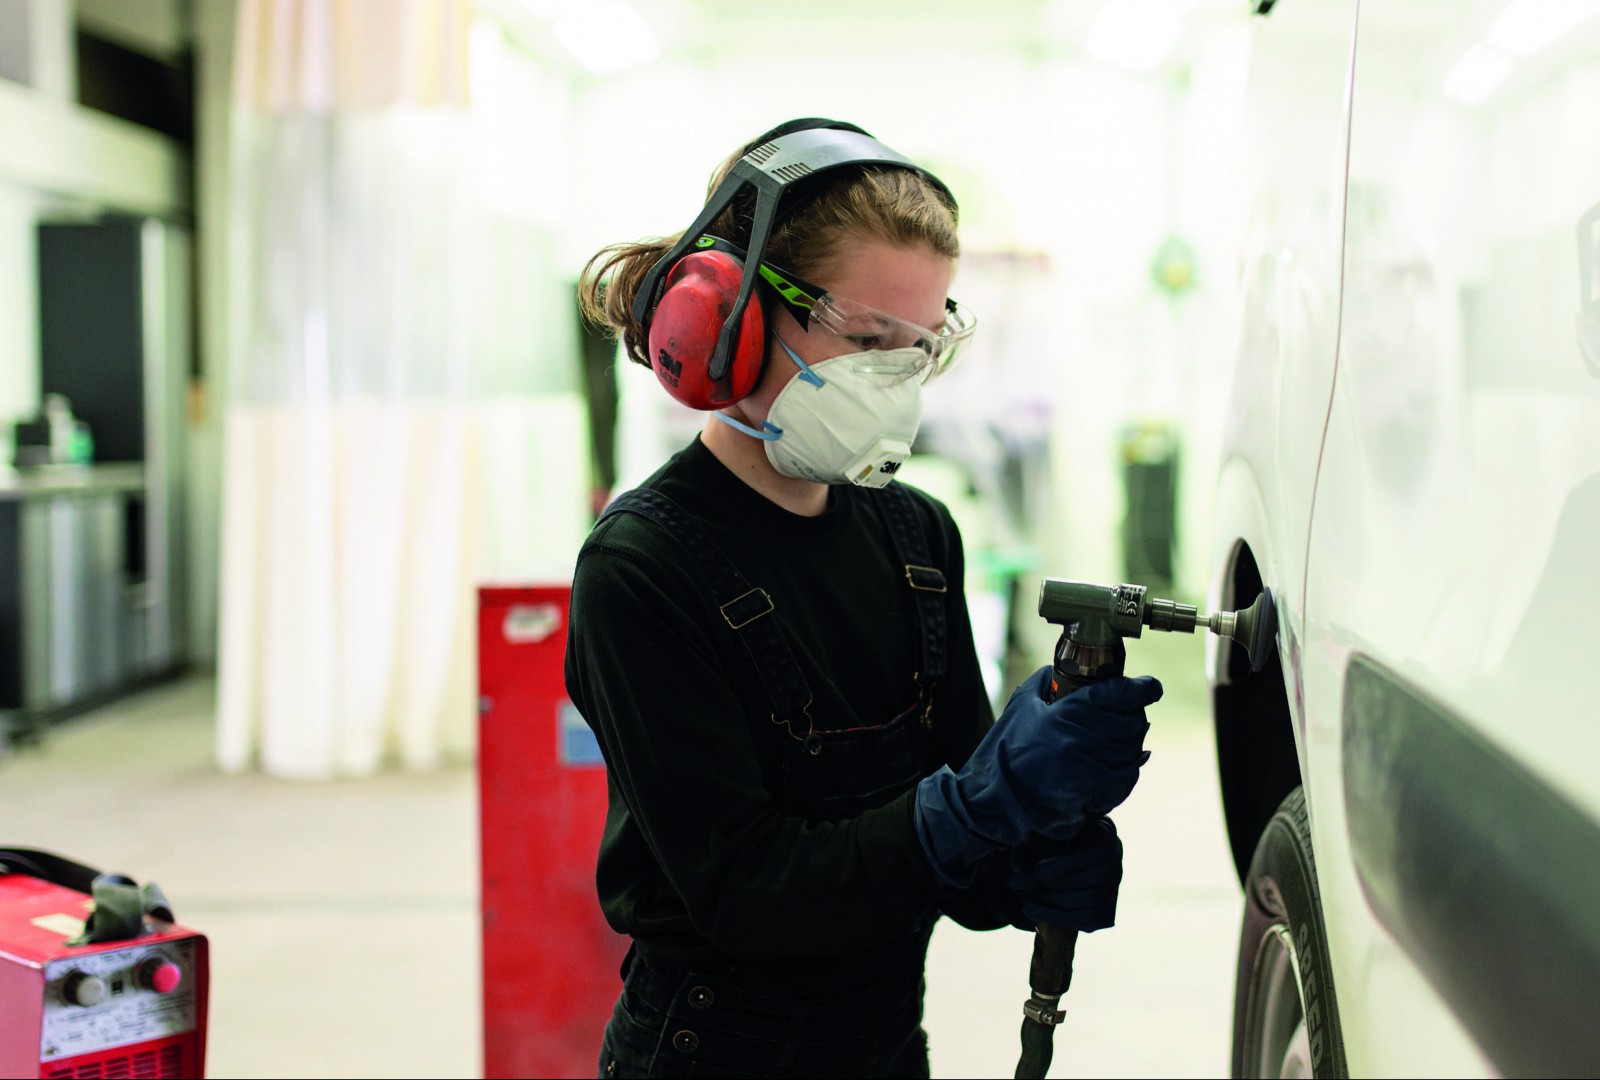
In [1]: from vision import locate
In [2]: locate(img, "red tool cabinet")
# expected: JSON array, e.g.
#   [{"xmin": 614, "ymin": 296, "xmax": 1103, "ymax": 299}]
[{"xmin": 478, "ymin": 584, "xmax": 627, "ymax": 1079}]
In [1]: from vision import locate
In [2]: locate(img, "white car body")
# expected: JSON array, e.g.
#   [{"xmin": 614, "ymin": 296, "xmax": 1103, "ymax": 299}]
[{"xmin": 1208, "ymin": 0, "xmax": 1600, "ymax": 1075}]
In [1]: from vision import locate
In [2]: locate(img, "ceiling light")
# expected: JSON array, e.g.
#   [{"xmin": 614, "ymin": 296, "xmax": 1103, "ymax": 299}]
[
  {"xmin": 519, "ymin": 0, "xmax": 583, "ymax": 18},
  {"xmin": 1442, "ymin": 44, "xmax": 1513, "ymax": 105},
  {"xmin": 1486, "ymin": 0, "xmax": 1600, "ymax": 56},
  {"xmin": 551, "ymin": 0, "xmax": 660, "ymax": 75},
  {"xmin": 1083, "ymin": 0, "xmax": 1200, "ymax": 72}
]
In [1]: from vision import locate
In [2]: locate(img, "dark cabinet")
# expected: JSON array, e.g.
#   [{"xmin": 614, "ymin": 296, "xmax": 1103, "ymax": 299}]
[{"xmin": 1, "ymin": 218, "xmax": 190, "ymax": 742}]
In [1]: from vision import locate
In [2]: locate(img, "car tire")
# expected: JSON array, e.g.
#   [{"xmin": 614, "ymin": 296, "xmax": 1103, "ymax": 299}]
[{"xmin": 1232, "ymin": 786, "xmax": 1348, "ymax": 1078}]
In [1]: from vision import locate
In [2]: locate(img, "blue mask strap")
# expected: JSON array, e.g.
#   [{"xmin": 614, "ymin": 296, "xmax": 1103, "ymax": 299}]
[
  {"xmin": 712, "ymin": 337, "xmax": 824, "ymax": 443},
  {"xmin": 777, "ymin": 338, "xmax": 826, "ymax": 387},
  {"xmin": 713, "ymin": 411, "xmax": 782, "ymax": 441}
]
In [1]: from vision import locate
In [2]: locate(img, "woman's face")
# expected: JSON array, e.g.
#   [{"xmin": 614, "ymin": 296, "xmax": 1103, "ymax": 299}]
[{"xmin": 735, "ymin": 236, "xmax": 955, "ymax": 423}]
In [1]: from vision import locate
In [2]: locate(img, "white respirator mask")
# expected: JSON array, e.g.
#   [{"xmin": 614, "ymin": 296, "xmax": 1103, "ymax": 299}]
[{"xmin": 714, "ymin": 337, "xmax": 924, "ymax": 489}]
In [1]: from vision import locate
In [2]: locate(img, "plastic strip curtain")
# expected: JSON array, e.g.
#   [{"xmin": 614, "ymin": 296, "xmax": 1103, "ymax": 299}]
[{"xmin": 216, "ymin": 0, "xmax": 478, "ymax": 777}]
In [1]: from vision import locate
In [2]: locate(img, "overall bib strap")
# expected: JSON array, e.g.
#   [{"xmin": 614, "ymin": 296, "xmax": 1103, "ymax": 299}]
[
  {"xmin": 870, "ymin": 483, "xmax": 948, "ymax": 724},
  {"xmin": 599, "ymin": 489, "xmax": 815, "ymax": 741}
]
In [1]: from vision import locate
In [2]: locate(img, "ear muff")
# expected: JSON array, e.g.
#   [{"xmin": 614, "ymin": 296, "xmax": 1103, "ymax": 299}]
[{"xmin": 647, "ymin": 248, "xmax": 768, "ymax": 409}]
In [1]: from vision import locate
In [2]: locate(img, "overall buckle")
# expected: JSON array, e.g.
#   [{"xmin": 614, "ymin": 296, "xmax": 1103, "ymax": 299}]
[{"xmin": 721, "ymin": 588, "xmax": 774, "ymax": 630}]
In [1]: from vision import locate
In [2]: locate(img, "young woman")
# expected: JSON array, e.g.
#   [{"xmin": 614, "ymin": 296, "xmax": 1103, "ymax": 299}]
[{"xmin": 568, "ymin": 118, "xmax": 1162, "ymax": 1079}]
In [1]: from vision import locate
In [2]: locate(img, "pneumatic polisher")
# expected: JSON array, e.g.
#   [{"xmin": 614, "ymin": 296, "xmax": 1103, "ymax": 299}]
[{"xmin": 1014, "ymin": 578, "xmax": 1278, "ymax": 1080}]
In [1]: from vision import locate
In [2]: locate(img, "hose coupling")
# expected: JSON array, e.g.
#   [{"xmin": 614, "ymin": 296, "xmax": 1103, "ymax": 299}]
[{"xmin": 1022, "ymin": 992, "xmax": 1064, "ymax": 1026}]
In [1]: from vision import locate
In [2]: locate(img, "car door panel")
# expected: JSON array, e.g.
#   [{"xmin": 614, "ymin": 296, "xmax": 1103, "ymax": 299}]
[{"xmin": 1303, "ymin": 1, "xmax": 1600, "ymax": 1072}]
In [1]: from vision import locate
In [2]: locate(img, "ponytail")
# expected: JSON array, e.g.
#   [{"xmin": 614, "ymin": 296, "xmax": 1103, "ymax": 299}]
[{"xmin": 577, "ymin": 233, "xmax": 683, "ymax": 366}]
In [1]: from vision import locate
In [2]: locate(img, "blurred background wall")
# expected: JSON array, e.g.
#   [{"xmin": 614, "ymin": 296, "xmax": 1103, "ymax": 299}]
[{"xmin": 0, "ymin": 0, "xmax": 1261, "ymax": 773}]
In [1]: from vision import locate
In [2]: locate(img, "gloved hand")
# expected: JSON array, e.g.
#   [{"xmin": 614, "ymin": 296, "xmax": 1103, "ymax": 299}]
[
  {"xmin": 1005, "ymin": 817, "xmax": 1124, "ymax": 932},
  {"xmin": 913, "ymin": 666, "xmax": 1160, "ymax": 888}
]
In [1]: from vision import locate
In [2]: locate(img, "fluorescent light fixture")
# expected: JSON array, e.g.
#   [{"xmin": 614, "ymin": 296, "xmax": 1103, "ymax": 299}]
[
  {"xmin": 551, "ymin": 0, "xmax": 660, "ymax": 75},
  {"xmin": 519, "ymin": 0, "xmax": 583, "ymax": 18},
  {"xmin": 1486, "ymin": 0, "xmax": 1600, "ymax": 56},
  {"xmin": 1443, "ymin": 44, "xmax": 1513, "ymax": 105},
  {"xmin": 1084, "ymin": 0, "xmax": 1200, "ymax": 72}
]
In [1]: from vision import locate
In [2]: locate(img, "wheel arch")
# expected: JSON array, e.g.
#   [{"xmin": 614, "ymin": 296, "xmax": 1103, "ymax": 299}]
[{"xmin": 1213, "ymin": 539, "xmax": 1303, "ymax": 884}]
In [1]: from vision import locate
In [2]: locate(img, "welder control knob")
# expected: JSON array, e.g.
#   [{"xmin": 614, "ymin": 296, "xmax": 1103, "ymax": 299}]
[
  {"xmin": 137, "ymin": 957, "xmax": 182, "ymax": 994},
  {"xmin": 62, "ymin": 971, "xmax": 107, "ymax": 1007}
]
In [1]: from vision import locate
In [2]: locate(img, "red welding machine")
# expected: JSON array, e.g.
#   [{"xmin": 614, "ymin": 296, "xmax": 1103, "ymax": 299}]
[{"xmin": 0, "ymin": 850, "xmax": 208, "ymax": 1079}]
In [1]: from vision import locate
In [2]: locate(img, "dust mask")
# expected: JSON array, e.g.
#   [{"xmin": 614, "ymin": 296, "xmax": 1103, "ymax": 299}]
[{"xmin": 714, "ymin": 337, "xmax": 924, "ymax": 489}]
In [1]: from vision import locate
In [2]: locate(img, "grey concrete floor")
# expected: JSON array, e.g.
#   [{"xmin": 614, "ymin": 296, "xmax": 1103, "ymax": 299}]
[{"xmin": 0, "ymin": 631, "xmax": 1241, "ymax": 1079}]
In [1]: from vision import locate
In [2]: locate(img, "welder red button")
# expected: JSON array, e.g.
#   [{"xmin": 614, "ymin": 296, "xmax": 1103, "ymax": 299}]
[{"xmin": 138, "ymin": 959, "xmax": 182, "ymax": 994}]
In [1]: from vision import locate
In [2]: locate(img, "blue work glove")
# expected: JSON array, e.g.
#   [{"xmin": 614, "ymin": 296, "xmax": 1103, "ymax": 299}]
[
  {"xmin": 913, "ymin": 666, "xmax": 1160, "ymax": 889},
  {"xmin": 1005, "ymin": 817, "xmax": 1124, "ymax": 932}
]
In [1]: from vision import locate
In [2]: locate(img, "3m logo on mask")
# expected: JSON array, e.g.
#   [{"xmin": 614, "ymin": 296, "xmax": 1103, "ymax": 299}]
[
  {"xmin": 879, "ymin": 460, "xmax": 902, "ymax": 476},
  {"xmin": 656, "ymin": 349, "xmax": 683, "ymax": 387}
]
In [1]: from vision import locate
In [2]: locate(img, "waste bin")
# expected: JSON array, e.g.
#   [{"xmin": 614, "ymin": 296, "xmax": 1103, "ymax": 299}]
[
  {"xmin": 478, "ymin": 585, "xmax": 626, "ymax": 1079},
  {"xmin": 1119, "ymin": 421, "xmax": 1180, "ymax": 589}
]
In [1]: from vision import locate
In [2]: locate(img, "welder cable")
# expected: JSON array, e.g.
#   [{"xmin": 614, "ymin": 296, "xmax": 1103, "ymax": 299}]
[
  {"xmin": 0, "ymin": 847, "xmax": 100, "ymax": 892},
  {"xmin": 0, "ymin": 847, "xmax": 174, "ymax": 943},
  {"xmin": 1016, "ymin": 923, "xmax": 1077, "ymax": 1079}
]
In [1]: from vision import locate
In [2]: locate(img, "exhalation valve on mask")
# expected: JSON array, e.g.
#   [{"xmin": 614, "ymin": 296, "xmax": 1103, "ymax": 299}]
[{"xmin": 843, "ymin": 437, "xmax": 912, "ymax": 488}]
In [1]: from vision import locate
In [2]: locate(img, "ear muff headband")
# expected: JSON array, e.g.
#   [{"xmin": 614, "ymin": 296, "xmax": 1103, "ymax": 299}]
[{"xmin": 631, "ymin": 125, "xmax": 955, "ymax": 403}]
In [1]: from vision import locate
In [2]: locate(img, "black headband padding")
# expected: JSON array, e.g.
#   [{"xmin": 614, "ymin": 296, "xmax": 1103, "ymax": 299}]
[
  {"xmin": 723, "ymin": 118, "xmax": 876, "ymax": 242},
  {"xmin": 752, "ymin": 116, "xmax": 873, "ymax": 145}
]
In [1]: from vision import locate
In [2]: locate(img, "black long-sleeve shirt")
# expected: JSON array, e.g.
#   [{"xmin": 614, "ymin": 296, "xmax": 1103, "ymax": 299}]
[{"xmin": 564, "ymin": 435, "xmax": 1012, "ymax": 989}]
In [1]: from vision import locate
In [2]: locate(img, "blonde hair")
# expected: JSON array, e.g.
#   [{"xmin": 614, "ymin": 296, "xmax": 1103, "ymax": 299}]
[{"xmin": 577, "ymin": 133, "xmax": 959, "ymax": 366}]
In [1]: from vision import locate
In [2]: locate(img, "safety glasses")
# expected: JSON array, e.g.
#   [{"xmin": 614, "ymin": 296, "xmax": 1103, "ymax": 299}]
[{"xmin": 756, "ymin": 261, "xmax": 977, "ymax": 384}]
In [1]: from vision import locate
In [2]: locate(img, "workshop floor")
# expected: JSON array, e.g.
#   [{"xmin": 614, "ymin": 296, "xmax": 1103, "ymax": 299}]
[{"xmin": 1, "ymin": 631, "xmax": 1241, "ymax": 1079}]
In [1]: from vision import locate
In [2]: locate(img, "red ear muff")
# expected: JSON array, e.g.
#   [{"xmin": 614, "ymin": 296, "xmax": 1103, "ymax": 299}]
[{"xmin": 647, "ymin": 250, "xmax": 767, "ymax": 410}]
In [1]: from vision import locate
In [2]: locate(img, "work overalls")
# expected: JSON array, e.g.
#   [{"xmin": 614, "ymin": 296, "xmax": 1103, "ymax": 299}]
[{"xmin": 594, "ymin": 482, "xmax": 949, "ymax": 1079}]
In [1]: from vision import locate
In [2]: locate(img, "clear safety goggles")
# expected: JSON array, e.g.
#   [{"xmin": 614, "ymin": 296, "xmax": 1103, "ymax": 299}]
[{"xmin": 757, "ymin": 262, "xmax": 977, "ymax": 384}]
